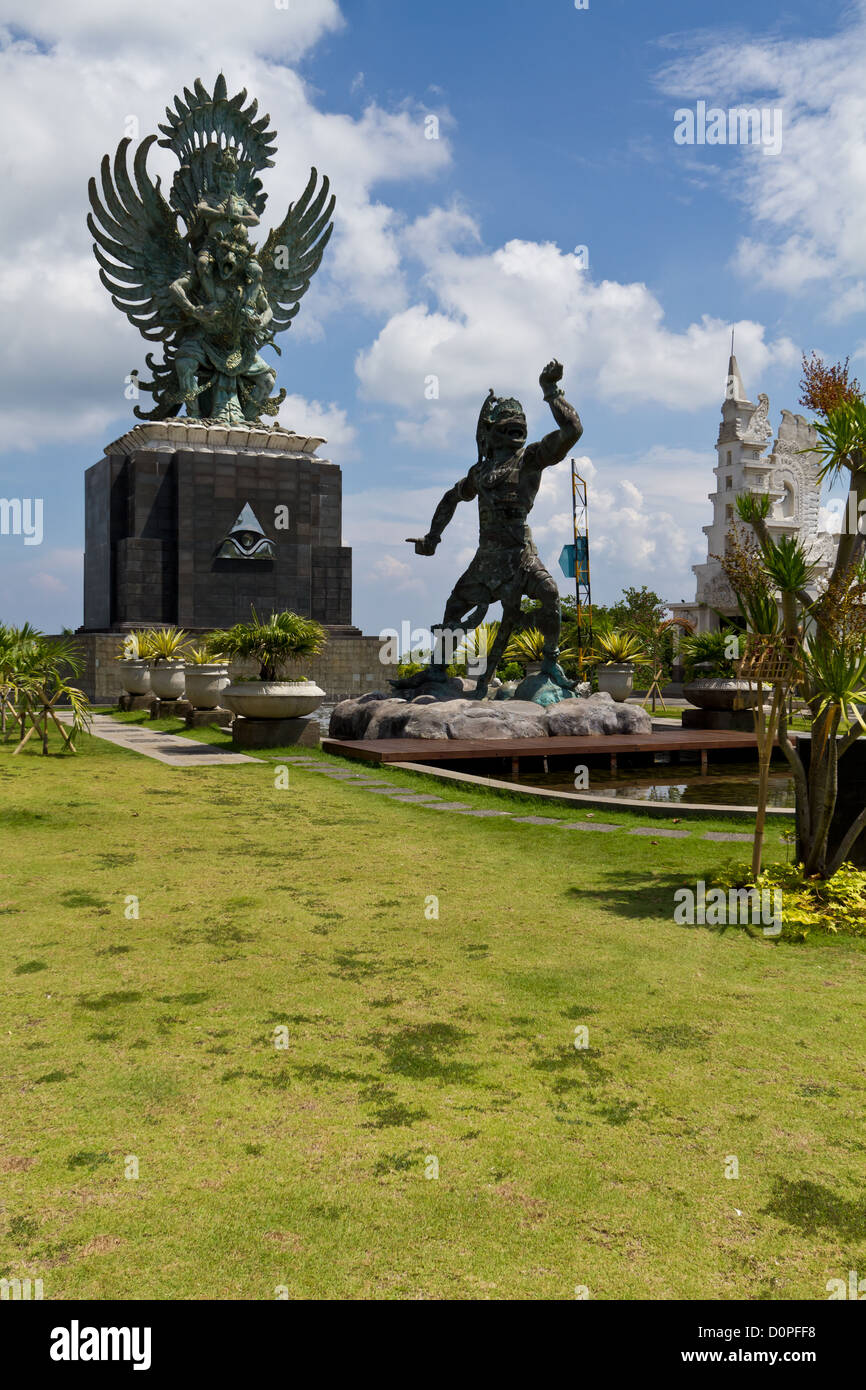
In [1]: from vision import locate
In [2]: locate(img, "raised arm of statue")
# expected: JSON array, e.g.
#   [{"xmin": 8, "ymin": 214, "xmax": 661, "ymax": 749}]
[
  {"xmin": 528, "ymin": 359, "xmax": 583, "ymax": 469},
  {"xmin": 406, "ymin": 474, "xmax": 477, "ymax": 555}
]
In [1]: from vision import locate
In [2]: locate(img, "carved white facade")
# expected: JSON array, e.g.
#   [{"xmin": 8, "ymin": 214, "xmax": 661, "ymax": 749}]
[{"xmin": 672, "ymin": 355, "xmax": 834, "ymax": 633}]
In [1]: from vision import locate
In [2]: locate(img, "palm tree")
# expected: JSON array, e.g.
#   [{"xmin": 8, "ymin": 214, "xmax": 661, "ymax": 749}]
[
  {"xmin": 207, "ymin": 610, "xmax": 327, "ymax": 681},
  {"xmin": 641, "ymin": 615, "xmax": 695, "ymax": 710},
  {"xmin": 12, "ymin": 633, "xmax": 92, "ymax": 755},
  {"xmin": 0, "ymin": 624, "xmax": 37, "ymax": 738}
]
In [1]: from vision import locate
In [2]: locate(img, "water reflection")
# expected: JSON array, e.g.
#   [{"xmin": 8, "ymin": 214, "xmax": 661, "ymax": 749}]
[{"xmin": 516, "ymin": 763, "xmax": 794, "ymax": 809}]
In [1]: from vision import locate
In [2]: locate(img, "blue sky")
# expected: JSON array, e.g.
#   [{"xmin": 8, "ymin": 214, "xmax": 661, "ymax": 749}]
[{"xmin": 0, "ymin": 0, "xmax": 863, "ymax": 634}]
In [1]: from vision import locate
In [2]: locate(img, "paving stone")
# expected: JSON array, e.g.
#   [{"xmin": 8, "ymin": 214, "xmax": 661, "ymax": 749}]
[
  {"xmin": 510, "ymin": 816, "xmax": 564, "ymax": 825},
  {"xmin": 702, "ymin": 831, "xmax": 753, "ymax": 842},
  {"xmin": 628, "ymin": 827, "xmax": 690, "ymax": 838},
  {"xmin": 556, "ymin": 820, "xmax": 618, "ymax": 832},
  {"xmin": 365, "ymin": 787, "xmax": 412, "ymax": 796},
  {"xmin": 450, "ymin": 808, "xmax": 510, "ymax": 817},
  {"xmin": 345, "ymin": 781, "xmax": 396, "ymax": 788},
  {"xmin": 388, "ymin": 794, "xmax": 443, "ymax": 804},
  {"xmin": 58, "ymin": 713, "xmax": 261, "ymax": 767},
  {"xmin": 429, "ymin": 801, "xmax": 473, "ymax": 811}
]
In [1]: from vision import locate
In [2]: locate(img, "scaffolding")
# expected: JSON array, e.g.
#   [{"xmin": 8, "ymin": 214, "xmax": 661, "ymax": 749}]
[{"xmin": 571, "ymin": 462, "xmax": 592, "ymax": 674}]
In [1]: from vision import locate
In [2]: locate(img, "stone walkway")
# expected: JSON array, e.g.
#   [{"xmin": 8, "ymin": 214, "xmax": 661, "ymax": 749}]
[
  {"xmin": 279, "ymin": 756, "xmax": 753, "ymax": 843},
  {"xmin": 63, "ymin": 713, "xmax": 262, "ymax": 767},
  {"xmin": 72, "ymin": 716, "xmax": 754, "ymax": 841}
]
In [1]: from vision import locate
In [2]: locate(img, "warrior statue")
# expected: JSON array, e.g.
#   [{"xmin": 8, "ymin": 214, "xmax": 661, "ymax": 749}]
[
  {"xmin": 403, "ymin": 360, "xmax": 583, "ymax": 703},
  {"xmin": 88, "ymin": 75, "xmax": 334, "ymax": 425}
]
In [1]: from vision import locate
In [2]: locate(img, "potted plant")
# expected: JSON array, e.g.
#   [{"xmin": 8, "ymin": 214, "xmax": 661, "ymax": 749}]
[
  {"xmin": 679, "ymin": 629, "xmax": 760, "ymax": 711},
  {"xmin": 504, "ymin": 625, "xmax": 577, "ymax": 676},
  {"xmin": 116, "ymin": 629, "xmax": 154, "ymax": 695},
  {"xmin": 147, "ymin": 626, "xmax": 191, "ymax": 700},
  {"xmin": 589, "ymin": 630, "xmax": 648, "ymax": 702},
  {"xmin": 210, "ymin": 611, "xmax": 327, "ymax": 719},
  {"xmin": 183, "ymin": 646, "xmax": 230, "ymax": 710}
]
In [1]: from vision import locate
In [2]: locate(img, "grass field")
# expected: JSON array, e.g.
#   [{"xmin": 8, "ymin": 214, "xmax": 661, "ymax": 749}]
[{"xmin": 1, "ymin": 723, "xmax": 864, "ymax": 1300}]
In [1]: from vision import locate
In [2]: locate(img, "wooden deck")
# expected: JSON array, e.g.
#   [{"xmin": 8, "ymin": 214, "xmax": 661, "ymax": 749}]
[{"xmin": 321, "ymin": 727, "xmax": 764, "ymax": 775}]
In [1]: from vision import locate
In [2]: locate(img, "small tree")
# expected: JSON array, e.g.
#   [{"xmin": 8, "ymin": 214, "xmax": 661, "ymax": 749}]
[
  {"xmin": 729, "ymin": 355, "xmax": 866, "ymax": 876},
  {"xmin": 208, "ymin": 610, "xmax": 327, "ymax": 681},
  {"xmin": 11, "ymin": 633, "xmax": 92, "ymax": 755}
]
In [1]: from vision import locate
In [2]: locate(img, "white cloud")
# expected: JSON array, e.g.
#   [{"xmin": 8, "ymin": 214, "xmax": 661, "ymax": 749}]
[
  {"xmin": 356, "ymin": 229, "xmax": 796, "ymax": 449},
  {"xmin": 0, "ymin": 8, "xmax": 451, "ymax": 438},
  {"xmin": 654, "ymin": 2, "xmax": 866, "ymax": 307},
  {"xmin": 278, "ymin": 394, "xmax": 356, "ymax": 460},
  {"xmin": 0, "ymin": 0, "xmax": 345, "ymax": 62}
]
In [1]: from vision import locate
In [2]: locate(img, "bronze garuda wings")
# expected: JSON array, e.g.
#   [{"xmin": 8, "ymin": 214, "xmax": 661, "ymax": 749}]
[{"xmin": 87, "ymin": 75, "xmax": 335, "ymax": 423}]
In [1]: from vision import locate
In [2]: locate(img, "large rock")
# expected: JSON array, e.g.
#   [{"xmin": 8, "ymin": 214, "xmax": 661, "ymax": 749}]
[
  {"xmin": 399, "ymin": 699, "xmax": 548, "ymax": 740},
  {"xmin": 544, "ymin": 693, "xmax": 651, "ymax": 736},
  {"xmin": 328, "ymin": 689, "xmax": 652, "ymax": 740}
]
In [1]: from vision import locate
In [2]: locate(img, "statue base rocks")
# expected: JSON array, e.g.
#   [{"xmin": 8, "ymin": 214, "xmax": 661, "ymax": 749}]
[{"xmin": 329, "ymin": 690, "xmax": 651, "ymax": 741}]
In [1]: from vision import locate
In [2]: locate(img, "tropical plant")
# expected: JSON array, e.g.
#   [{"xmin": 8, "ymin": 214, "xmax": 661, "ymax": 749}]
[
  {"xmin": 504, "ymin": 626, "xmax": 577, "ymax": 666},
  {"xmin": 208, "ymin": 610, "xmax": 327, "ymax": 681},
  {"xmin": 9, "ymin": 632, "xmax": 91, "ymax": 755},
  {"xmin": 725, "ymin": 352, "xmax": 866, "ymax": 876},
  {"xmin": 454, "ymin": 621, "xmax": 500, "ymax": 667},
  {"xmin": 186, "ymin": 645, "xmax": 225, "ymax": 665},
  {"xmin": 146, "ymin": 627, "xmax": 191, "ymax": 664},
  {"xmin": 640, "ymin": 614, "xmax": 695, "ymax": 710},
  {"xmin": 0, "ymin": 623, "xmax": 40, "ymax": 736},
  {"xmin": 679, "ymin": 628, "xmax": 739, "ymax": 681},
  {"xmin": 117, "ymin": 629, "xmax": 156, "ymax": 661},
  {"xmin": 711, "ymin": 860, "xmax": 866, "ymax": 941},
  {"xmin": 498, "ymin": 661, "xmax": 523, "ymax": 683},
  {"xmin": 588, "ymin": 629, "xmax": 648, "ymax": 665}
]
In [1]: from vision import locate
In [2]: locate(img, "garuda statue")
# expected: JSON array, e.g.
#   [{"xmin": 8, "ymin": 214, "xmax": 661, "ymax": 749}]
[
  {"xmin": 402, "ymin": 360, "xmax": 583, "ymax": 704},
  {"xmin": 88, "ymin": 75, "xmax": 334, "ymax": 425}
]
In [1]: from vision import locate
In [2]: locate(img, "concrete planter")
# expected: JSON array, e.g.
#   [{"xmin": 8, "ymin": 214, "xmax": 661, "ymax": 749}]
[
  {"xmin": 684, "ymin": 677, "xmax": 759, "ymax": 711},
  {"xmin": 222, "ymin": 680, "xmax": 325, "ymax": 719},
  {"xmin": 596, "ymin": 662, "xmax": 634, "ymax": 703},
  {"xmin": 184, "ymin": 664, "xmax": 230, "ymax": 710},
  {"xmin": 119, "ymin": 660, "xmax": 151, "ymax": 696},
  {"xmin": 150, "ymin": 662, "xmax": 187, "ymax": 700}
]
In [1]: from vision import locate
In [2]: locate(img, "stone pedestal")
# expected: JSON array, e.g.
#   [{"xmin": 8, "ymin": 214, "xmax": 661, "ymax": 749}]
[
  {"xmin": 682, "ymin": 708, "xmax": 755, "ymax": 732},
  {"xmin": 118, "ymin": 693, "xmax": 154, "ymax": 712},
  {"xmin": 150, "ymin": 698, "xmax": 192, "ymax": 719},
  {"xmin": 231, "ymin": 716, "xmax": 320, "ymax": 749},
  {"xmin": 82, "ymin": 420, "xmax": 352, "ymax": 632},
  {"xmin": 186, "ymin": 707, "xmax": 232, "ymax": 728}
]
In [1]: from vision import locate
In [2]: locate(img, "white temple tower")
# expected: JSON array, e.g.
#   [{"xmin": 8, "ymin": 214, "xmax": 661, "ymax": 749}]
[{"xmin": 672, "ymin": 354, "xmax": 833, "ymax": 633}]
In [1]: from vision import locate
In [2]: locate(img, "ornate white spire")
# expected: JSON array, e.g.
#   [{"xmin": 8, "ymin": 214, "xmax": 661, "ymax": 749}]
[{"xmin": 724, "ymin": 353, "xmax": 749, "ymax": 405}]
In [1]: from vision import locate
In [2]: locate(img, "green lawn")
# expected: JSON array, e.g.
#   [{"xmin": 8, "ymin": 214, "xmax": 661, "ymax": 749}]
[{"xmin": 1, "ymin": 724, "xmax": 864, "ymax": 1300}]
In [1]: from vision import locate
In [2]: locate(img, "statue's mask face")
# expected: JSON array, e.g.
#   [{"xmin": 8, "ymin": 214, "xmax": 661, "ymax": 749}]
[
  {"xmin": 215, "ymin": 239, "xmax": 241, "ymax": 280},
  {"xmin": 216, "ymin": 163, "xmax": 238, "ymax": 196},
  {"xmin": 488, "ymin": 413, "xmax": 527, "ymax": 453}
]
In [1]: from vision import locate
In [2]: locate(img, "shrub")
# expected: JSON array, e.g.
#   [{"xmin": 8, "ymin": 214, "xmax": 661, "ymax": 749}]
[{"xmin": 711, "ymin": 860, "xmax": 866, "ymax": 940}]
